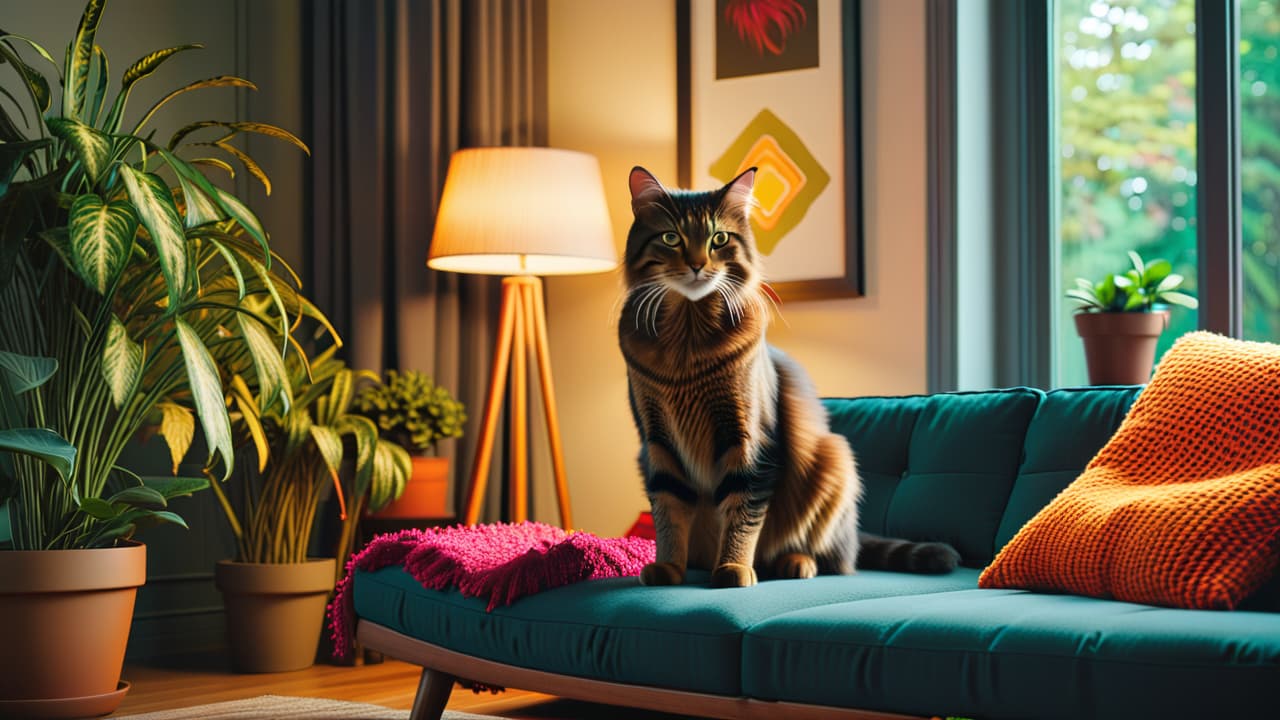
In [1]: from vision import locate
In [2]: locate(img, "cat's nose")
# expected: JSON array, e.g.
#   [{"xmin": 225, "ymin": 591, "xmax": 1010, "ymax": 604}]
[{"xmin": 690, "ymin": 264, "xmax": 705, "ymax": 276}]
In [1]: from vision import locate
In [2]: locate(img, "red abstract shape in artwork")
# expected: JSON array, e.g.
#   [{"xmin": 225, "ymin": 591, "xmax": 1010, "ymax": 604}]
[{"xmin": 724, "ymin": 0, "xmax": 808, "ymax": 57}]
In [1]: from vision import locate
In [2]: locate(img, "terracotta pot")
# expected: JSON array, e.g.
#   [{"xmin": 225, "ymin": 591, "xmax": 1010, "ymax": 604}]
[
  {"xmin": 1075, "ymin": 310, "xmax": 1169, "ymax": 385},
  {"xmin": 368, "ymin": 455, "xmax": 450, "ymax": 519},
  {"xmin": 0, "ymin": 542, "xmax": 145, "ymax": 718},
  {"xmin": 215, "ymin": 557, "xmax": 337, "ymax": 673}
]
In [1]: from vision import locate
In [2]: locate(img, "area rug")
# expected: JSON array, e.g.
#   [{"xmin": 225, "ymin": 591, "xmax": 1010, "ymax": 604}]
[{"xmin": 113, "ymin": 694, "xmax": 504, "ymax": 720}]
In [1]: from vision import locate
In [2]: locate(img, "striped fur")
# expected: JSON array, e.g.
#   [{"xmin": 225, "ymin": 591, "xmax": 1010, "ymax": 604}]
[{"xmin": 619, "ymin": 167, "xmax": 958, "ymax": 587}]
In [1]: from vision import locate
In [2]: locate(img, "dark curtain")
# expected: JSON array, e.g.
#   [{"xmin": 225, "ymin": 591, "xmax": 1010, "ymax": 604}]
[{"xmin": 308, "ymin": 0, "xmax": 547, "ymax": 519}]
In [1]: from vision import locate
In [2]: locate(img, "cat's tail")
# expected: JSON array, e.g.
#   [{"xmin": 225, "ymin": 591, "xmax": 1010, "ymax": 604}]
[{"xmin": 856, "ymin": 533, "xmax": 961, "ymax": 574}]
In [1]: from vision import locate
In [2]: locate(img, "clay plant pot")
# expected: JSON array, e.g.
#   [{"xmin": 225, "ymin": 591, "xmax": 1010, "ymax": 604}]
[
  {"xmin": 0, "ymin": 541, "xmax": 145, "ymax": 718},
  {"xmin": 215, "ymin": 557, "xmax": 337, "ymax": 673},
  {"xmin": 368, "ymin": 455, "xmax": 450, "ymax": 519},
  {"xmin": 1075, "ymin": 310, "xmax": 1170, "ymax": 385}
]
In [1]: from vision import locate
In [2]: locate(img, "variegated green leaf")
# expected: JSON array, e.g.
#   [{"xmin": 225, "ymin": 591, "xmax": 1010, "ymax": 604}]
[
  {"xmin": 169, "ymin": 120, "xmax": 310, "ymax": 155},
  {"xmin": 119, "ymin": 165, "xmax": 188, "ymax": 310},
  {"xmin": 283, "ymin": 406, "xmax": 313, "ymax": 459},
  {"xmin": 174, "ymin": 319, "xmax": 233, "ymax": 479},
  {"xmin": 336, "ymin": 415, "xmax": 377, "ymax": 499},
  {"xmin": 86, "ymin": 44, "xmax": 107, "ymax": 127},
  {"xmin": 202, "ymin": 237, "xmax": 246, "ymax": 300},
  {"xmin": 237, "ymin": 314, "xmax": 291, "ymax": 412},
  {"xmin": 322, "ymin": 368, "xmax": 353, "ymax": 427},
  {"xmin": 233, "ymin": 249, "xmax": 289, "ymax": 348},
  {"xmin": 157, "ymin": 151, "xmax": 222, "ymax": 228},
  {"xmin": 370, "ymin": 441, "xmax": 410, "ymax": 509},
  {"xmin": 0, "ymin": 41, "xmax": 51, "ymax": 112},
  {"xmin": 63, "ymin": 0, "xmax": 105, "ymax": 121},
  {"xmin": 309, "ymin": 424, "xmax": 344, "ymax": 485},
  {"xmin": 68, "ymin": 193, "xmax": 135, "ymax": 293},
  {"xmin": 188, "ymin": 157, "xmax": 234, "ymax": 179},
  {"xmin": 390, "ymin": 442, "xmax": 412, "ymax": 483},
  {"xmin": 175, "ymin": 171, "xmax": 222, "ymax": 227},
  {"xmin": 101, "ymin": 316, "xmax": 142, "ymax": 409},
  {"xmin": 46, "ymin": 117, "xmax": 111, "ymax": 185},
  {"xmin": 134, "ymin": 75, "xmax": 257, "ymax": 134},
  {"xmin": 101, "ymin": 43, "xmax": 202, "ymax": 133},
  {"xmin": 229, "ymin": 384, "xmax": 269, "ymax": 473},
  {"xmin": 155, "ymin": 401, "xmax": 194, "ymax": 474},
  {"xmin": 209, "ymin": 184, "xmax": 268, "ymax": 255},
  {"xmin": 211, "ymin": 141, "xmax": 271, "ymax": 195}
]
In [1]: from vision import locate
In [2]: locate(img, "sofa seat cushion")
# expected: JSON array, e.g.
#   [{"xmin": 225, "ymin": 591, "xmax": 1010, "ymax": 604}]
[
  {"xmin": 742, "ymin": 588, "xmax": 1280, "ymax": 720},
  {"xmin": 353, "ymin": 566, "xmax": 980, "ymax": 696}
]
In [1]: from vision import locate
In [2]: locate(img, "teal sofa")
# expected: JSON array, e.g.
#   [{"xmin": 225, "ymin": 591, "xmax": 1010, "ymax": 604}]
[{"xmin": 353, "ymin": 387, "xmax": 1280, "ymax": 720}]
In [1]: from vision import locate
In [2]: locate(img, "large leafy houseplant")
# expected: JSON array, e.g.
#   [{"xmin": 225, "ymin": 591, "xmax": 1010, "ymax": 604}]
[{"xmin": 0, "ymin": 0, "xmax": 314, "ymax": 551}]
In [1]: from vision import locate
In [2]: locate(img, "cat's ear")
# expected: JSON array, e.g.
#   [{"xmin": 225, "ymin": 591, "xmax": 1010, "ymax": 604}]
[
  {"xmin": 721, "ymin": 167, "xmax": 757, "ymax": 216},
  {"xmin": 629, "ymin": 166, "xmax": 667, "ymax": 212}
]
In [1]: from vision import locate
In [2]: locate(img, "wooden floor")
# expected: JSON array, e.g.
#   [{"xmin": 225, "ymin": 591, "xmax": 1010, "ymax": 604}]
[{"xmin": 112, "ymin": 653, "xmax": 697, "ymax": 719}]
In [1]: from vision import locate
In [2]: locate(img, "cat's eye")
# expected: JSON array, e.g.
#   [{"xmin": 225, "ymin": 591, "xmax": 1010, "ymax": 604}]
[
  {"xmin": 660, "ymin": 232, "xmax": 681, "ymax": 247},
  {"xmin": 710, "ymin": 231, "xmax": 730, "ymax": 248}
]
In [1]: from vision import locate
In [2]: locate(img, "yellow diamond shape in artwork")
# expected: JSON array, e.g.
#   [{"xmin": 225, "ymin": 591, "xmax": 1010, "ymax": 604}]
[
  {"xmin": 709, "ymin": 109, "xmax": 829, "ymax": 255},
  {"xmin": 740, "ymin": 135, "xmax": 805, "ymax": 232}
]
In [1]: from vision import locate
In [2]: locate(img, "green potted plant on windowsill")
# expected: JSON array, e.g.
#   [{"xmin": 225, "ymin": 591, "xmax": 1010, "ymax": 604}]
[
  {"xmin": 176, "ymin": 339, "xmax": 412, "ymax": 673},
  {"xmin": 0, "ymin": 0, "xmax": 307, "ymax": 713},
  {"xmin": 353, "ymin": 369, "xmax": 466, "ymax": 520},
  {"xmin": 1067, "ymin": 250, "xmax": 1199, "ymax": 384}
]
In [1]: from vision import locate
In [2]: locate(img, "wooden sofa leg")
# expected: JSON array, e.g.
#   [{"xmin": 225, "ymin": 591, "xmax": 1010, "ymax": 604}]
[{"xmin": 409, "ymin": 667, "xmax": 457, "ymax": 720}]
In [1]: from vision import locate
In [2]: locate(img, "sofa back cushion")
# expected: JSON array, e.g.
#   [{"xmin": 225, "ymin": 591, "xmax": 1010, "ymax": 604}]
[
  {"xmin": 994, "ymin": 386, "xmax": 1142, "ymax": 552},
  {"xmin": 825, "ymin": 386, "xmax": 1143, "ymax": 568},
  {"xmin": 825, "ymin": 389, "xmax": 1041, "ymax": 567}
]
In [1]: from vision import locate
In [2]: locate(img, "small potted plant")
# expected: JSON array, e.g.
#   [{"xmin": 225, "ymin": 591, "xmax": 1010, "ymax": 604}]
[
  {"xmin": 354, "ymin": 370, "xmax": 466, "ymax": 519},
  {"xmin": 1067, "ymin": 251, "xmax": 1199, "ymax": 384},
  {"xmin": 156, "ymin": 340, "xmax": 414, "ymax": 673}
]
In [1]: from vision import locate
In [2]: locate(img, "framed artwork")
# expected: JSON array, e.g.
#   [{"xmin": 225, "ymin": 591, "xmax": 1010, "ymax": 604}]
[{"xmin": 677, "ymin": 0, "xmax": 863, "ymax": 301}]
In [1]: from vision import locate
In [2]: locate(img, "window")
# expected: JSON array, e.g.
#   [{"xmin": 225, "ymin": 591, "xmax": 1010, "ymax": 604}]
[
  {"xmin": 1240, "ymin": 0, "xmax": 1280, "ymax": 341},
  {"xmin": 1054, "ymin": 0, "xmax": 1199, "ymax": 386}
]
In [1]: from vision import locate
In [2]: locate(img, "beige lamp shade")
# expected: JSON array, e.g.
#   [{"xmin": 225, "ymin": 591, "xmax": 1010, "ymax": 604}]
[{"xmin": 427, "ymin": 147, "xmax": 618, "ymax": 276}]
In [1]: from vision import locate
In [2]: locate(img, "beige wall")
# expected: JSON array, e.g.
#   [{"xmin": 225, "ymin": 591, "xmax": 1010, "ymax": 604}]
[{"xmin": 544, "ymin": 0, "xmax": 929, "ymax": 535}]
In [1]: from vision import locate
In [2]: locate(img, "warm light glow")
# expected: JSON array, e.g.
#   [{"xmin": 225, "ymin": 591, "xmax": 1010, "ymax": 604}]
[{"xmin": 427, "ymin": 147, "xmax": 619, "ymax": 276}]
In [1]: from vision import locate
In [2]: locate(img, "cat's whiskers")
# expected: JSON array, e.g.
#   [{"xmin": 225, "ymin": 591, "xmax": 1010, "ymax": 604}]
[
  {"xmin": 634, "ymin": 284, "xmax": 667, "ymax": 335},
  {"xmin": 716, "ymin": 285, "xmax": 740, "ymax": 327},
  {"xmin": 618, "ymin": 279, "xmax": 661, "ymax": 324},
  {"xmin": 720, "ymin": 275, "xmax": 759, "ymax": 326},
  {"xmin": 624, "ymin": 281, "xmax": 661, "ymax": 329}
]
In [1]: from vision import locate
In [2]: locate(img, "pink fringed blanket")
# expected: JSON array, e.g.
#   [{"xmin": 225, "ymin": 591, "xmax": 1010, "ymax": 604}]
[{"xmin": 328, "ymin": 521, "xmax": 655, "ymax": 659}]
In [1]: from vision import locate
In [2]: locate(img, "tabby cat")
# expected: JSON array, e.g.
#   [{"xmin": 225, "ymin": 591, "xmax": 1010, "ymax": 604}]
[{"xmin": 619, "ymin": 166, "xmax": 960, "ymax": 588}]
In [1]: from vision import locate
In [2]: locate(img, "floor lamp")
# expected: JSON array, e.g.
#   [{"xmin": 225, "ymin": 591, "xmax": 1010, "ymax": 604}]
[{"xmin": 427, "ymin": 147, "xmax": 617, "ymax": 529}]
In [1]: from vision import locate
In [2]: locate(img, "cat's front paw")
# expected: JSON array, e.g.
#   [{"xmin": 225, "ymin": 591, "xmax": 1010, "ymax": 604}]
[
  {"xmin": 711, "ymin": 563, "xmax": 758, "ymax": 588},
  {"xmin": 640, "ymin": 561, "xmax": 686, "ymax": 586}
]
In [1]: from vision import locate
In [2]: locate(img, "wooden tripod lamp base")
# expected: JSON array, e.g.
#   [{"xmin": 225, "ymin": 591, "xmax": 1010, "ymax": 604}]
[{"xmin": 460, "ymin": 276, "xmax": 572, "ymax": 528}]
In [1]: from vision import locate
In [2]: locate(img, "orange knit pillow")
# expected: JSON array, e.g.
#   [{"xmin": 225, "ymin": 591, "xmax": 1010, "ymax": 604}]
[{"xmin": 980, "ymin": 332, "xmax": 1280, "ymax": 610}]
